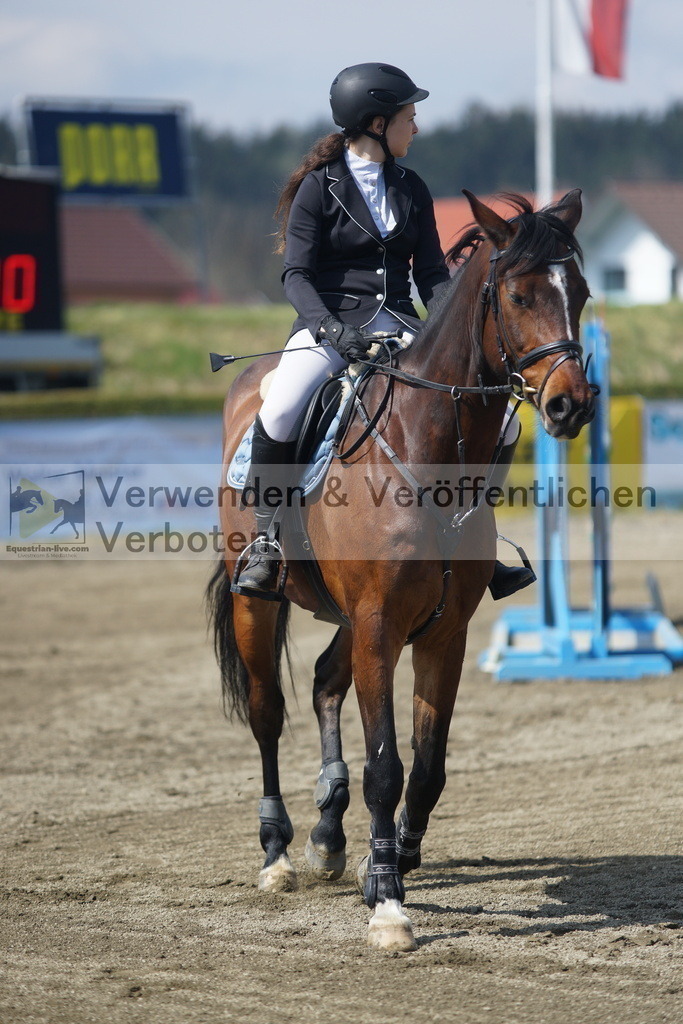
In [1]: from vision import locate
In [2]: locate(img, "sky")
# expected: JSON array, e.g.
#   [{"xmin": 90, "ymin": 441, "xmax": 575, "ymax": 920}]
[{"xmin": 1, "ymin": 0, "xmax": 682, "ymax": 136}]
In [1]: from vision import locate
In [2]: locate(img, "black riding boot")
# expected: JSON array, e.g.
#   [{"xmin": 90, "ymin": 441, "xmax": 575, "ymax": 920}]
[
  {"xmin": 231, "ymin": 415, "xmax": 295, "ymax": 600},
  {"xmin": 488, "ymin": 433, "xmax": 537, "ymax": 601}
]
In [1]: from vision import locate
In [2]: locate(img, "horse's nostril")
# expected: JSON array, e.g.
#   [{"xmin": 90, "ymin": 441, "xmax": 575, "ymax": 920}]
[{"xmin": 545, "ymin": 393, "xmax": 573, "ymax": 423}]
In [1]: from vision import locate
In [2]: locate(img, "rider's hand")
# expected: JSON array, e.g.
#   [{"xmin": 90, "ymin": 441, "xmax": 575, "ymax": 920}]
[{"xmin": 318, "ymin": 316, "xmax": 371, "ymax": 362}]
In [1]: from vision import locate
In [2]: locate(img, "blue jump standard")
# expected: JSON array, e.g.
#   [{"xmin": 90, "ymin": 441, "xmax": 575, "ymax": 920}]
[
  {"xmin": 479, "ymin": 605, "xmax": 683, "ymax": 681},
  {"xmin": 479, "ymin": 319, "xmax": 683, "ymax": 682}
]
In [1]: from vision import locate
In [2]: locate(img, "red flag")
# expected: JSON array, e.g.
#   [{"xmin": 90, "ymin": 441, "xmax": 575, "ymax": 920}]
[
  {"xmin": 553, "ymin": 0, "xmax": 629, "ymax": 79},
  {"xmin": 591, "ymin": 0, "xmax": 628, "ymax": 77}
]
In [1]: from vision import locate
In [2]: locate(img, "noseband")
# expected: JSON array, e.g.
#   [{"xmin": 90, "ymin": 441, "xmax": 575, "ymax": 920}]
[{"xmin": 481, "ymin": 248, "xmax": 596, "ymax": 404}]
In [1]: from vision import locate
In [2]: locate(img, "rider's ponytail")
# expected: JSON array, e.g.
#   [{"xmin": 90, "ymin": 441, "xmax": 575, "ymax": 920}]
[{"xmin": 274, "ymin": 131, "xmax": 351, "ymax": 253}]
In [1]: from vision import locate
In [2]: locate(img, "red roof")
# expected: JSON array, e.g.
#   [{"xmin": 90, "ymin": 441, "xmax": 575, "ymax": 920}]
[
  {"xmin": 433, "ymin": 192, "xmax": 564, "ymax": 254},
  {"xmin": 60, "ymin": 205, "xmax": 198, "ymax": 302}
]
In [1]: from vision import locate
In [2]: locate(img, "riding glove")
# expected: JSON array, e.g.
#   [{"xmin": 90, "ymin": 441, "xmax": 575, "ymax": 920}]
[{"xmin": 318, "ymin": 315, "xmax": 371, "ymax": 362}]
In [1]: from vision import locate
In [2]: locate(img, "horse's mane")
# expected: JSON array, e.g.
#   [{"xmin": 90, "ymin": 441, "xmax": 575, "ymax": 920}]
[
  {"xmin": 445, "ymin": 192, "xmax": 583, "ymax": 277},
  {"xmin": 414, "ymin": 192, "xmax": 583, "ymax": 368}
]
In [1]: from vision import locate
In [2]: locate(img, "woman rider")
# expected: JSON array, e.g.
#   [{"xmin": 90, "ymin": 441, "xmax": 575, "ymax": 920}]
[{"xmin": 232, "ymin": 62, "xmax": 534, "ymax": 601}]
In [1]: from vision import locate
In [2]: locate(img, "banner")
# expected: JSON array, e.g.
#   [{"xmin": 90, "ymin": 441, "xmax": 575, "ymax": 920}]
[
  {"xmin": 643, "ymin": 401, "xmax": 683, "ymax": 505},
  {"xmin": 553, "ymin": 0, "xmax": 629, "ymax": 78}
]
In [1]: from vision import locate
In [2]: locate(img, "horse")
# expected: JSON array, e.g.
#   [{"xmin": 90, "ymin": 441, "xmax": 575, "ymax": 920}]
[
  {"xmin": 10, "ymin": 486, "xmax": 44, "ymax": 515},
  {"xmin": 51, "ymin": 491, "xmax": 84, "ymax": 539},
  {"xmin": 206, "ymin": 190, "xmax": 596, "ymax": 952}
]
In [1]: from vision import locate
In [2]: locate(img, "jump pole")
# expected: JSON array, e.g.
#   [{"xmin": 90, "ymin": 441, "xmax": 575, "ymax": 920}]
[{"xmin": 479, "ymin": 319, "xmax": 683, "ymax": 681}]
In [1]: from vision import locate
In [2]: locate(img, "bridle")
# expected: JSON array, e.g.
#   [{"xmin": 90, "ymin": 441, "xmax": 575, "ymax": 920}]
[{"xmin": 481, "ymin": 246, "xmax": 598, "ymax": 406}]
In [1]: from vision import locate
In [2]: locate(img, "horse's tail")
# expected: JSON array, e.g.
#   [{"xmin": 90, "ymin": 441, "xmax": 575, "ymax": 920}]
[{"xmin": 205, "ymin": 559, "xmax": 292, "ymax": 723}]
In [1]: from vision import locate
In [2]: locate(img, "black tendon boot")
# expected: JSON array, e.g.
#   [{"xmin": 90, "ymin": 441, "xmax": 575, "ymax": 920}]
[
  {"xmin": 231, "ymin": 415, "xmax": 296, "ymax": 600},
  {"xmin": 488, "ymin": 433, "xmax": 537, "ymax": 601}
]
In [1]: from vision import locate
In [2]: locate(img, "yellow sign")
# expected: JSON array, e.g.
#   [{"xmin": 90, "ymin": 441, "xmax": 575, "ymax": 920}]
[
  {"xmin": 58, "ymin": 122, "xmax": 161, "ymax": 190},
  {"xmin": 505, "ymin": 396, "xmax": 644, "ymax": 512}
]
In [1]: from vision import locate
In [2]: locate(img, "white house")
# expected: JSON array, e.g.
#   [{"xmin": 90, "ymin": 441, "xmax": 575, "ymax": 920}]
[{"xmin": 580, "ymin": 182, "xmax": 683, "ymax": 305}]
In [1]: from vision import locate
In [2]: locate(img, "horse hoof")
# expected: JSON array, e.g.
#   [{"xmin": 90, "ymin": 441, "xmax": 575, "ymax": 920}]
[
  {"xmin": 258, "ymin": 854, "xmax": 298, "ymax": 893},
  {"xmin": 304, "ymin": 837, "xmax": 346, "ymax": 880},
  {"xmin": 356, "ymin": 854, "xmax": 370, "ymax": 896},
  {"xmin": 367, "ymin": 899, "xmax": 417, "ymax": 952}
]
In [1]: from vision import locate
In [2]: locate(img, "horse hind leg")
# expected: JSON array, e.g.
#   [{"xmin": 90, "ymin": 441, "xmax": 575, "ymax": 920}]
[
  {"xmin": 305, "ymin": 627, "xmax": 353, "ymax": 881},
  {"xmin": 246, "ymin": 601, "xmax": 299, "ymax": 893},
  {"xmin": 206, "ymin": 561, "xmax": 297, "ymax": 893}
]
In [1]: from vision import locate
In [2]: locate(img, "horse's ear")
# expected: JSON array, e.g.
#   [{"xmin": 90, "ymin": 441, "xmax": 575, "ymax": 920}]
[
  {"xmin": 462, "ymin": 189, "xmax": 515, "ymax": 250},
  {"xmin": 551, "ymin": 188, "xmax": 583, "ymax": 232}
]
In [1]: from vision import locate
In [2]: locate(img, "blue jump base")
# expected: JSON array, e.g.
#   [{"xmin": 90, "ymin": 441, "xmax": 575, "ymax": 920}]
[
  {"xmin": 479, "ymin": 605, "xmax": 683, "ymax": 681},
  {"xmin": 479, "ymin": 319, "xmax": 683, "ymax": 683}
]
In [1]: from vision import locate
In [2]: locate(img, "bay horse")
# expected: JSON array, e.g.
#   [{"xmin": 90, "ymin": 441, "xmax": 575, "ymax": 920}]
[{"xmin": 207, "ymin": 190, "xmax": 596, "ymax": 952}]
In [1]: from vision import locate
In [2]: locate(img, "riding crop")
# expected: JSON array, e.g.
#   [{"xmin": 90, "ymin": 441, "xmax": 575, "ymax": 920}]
[{"xmin": 209, "ymin": 332, "xmax": 400, "ymax": 372}]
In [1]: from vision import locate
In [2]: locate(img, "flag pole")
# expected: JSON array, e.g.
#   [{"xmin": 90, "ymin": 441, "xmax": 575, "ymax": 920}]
[
  {"xmin": 535, "ymin": 0, "xmax": 554, "ymax": 207},
  {"xmin": 535, "ymin": 0, "xmax": 571, "ymax": 641}
]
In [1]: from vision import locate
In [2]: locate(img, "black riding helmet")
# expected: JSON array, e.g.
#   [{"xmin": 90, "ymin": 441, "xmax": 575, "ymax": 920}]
[{"xmin": 330, "ymin": 63, "xmax": 428, "ymax": 156}]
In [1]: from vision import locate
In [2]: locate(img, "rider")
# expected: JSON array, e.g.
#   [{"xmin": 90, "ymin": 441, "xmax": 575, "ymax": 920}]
[{"xmin": 232, "ymin": 62, "xmax": 534, "ymax": 602}]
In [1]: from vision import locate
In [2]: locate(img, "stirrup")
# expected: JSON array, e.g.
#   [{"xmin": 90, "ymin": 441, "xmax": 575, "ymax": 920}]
[
  {"xmin": 489, "ymin": 534, "xmax": 536, "ymax": 601},
  {"xmin": 231, "ymin": 536, "xmax": 289, "ymax": 601}
]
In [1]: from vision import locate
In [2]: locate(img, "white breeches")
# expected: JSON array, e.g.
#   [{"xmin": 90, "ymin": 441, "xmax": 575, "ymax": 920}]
[
  {"xmin": 259, "ymin": 311, "xmax": 409, "ymax": 442},
  {"xmin": 258, "ymin": 309, "xmax": 522, "ymax": 447}
]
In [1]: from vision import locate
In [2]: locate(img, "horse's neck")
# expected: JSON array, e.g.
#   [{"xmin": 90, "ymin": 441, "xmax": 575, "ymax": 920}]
[{"xmin": 396, "ymin": 260, "xmax": 506, "ymax": 466}]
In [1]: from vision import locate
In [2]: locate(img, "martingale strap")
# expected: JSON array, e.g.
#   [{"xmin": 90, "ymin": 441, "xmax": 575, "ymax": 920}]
[{"xmin": 353, "ymin": 386, "xmax": 522, "ymax": 544}]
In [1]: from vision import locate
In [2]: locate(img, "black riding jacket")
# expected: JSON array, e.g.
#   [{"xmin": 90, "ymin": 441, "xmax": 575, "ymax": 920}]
[{"xmin": 282, "ymin": 153, "xmax": 450, "ymax": 339}]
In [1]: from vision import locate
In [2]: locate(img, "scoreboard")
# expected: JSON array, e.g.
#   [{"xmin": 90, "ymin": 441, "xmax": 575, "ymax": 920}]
[
  {"xmin": 25, "ymin": 102, "xmax": 190, "ymax": 202},
  {"xmin": 0, "ymin": 173, "xmax": 63, "ymax": 332}
]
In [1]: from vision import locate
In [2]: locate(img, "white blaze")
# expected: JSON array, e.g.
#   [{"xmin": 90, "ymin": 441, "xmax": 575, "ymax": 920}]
[{"xmin": 548, "ymin": 264, "xmax": 573, "ymax": 340}]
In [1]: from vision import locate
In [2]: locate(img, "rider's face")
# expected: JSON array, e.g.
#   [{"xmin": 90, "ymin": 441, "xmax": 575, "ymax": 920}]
[{"xmin": 385, "ymin": 104, "xmax": 418, "ymax": 158}]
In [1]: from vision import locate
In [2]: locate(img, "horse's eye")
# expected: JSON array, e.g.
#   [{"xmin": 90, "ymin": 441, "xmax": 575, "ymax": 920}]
[{"xmin": 508, "ymin": 292, "xmax": 528, "ymax": 307}]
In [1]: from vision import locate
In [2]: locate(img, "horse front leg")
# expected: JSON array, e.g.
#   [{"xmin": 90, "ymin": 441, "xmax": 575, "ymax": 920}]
[
  {"xmin": 353, "ymin": 615, "xmax": 416, "ymax": 952},
  {"xmin": 233, "ymin": 598, "xmax": 297, "ymax": 893},
  {"xmin": 397, "ymin": 629, "xmax": 467, "ymax": 878},
  {"xmin": 305, "ymin": 627, "xmax": 353, "ymax": 880}
]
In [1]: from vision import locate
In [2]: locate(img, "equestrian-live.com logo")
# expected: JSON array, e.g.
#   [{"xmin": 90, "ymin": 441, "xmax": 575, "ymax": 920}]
[{"xmin": 8, "ymin": 469, "xmax": 88, "ymax": 555}]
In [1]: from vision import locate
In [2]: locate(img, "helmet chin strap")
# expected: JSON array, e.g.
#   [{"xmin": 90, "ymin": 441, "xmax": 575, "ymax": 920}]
[{"xmin": 362, "ymin": 122, "xmax": 395, "ymax": 162}]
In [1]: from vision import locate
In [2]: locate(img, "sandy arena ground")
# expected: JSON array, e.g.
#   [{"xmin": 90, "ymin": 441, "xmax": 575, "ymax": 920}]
[{"xmin": 1, "ymin": 513, "xmax": 682, "ymax": 1024}]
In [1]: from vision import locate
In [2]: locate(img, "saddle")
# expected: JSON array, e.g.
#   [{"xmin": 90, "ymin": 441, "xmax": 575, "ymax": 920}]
[{"xmin": 295, "ymin": 375, "xmax": 344, "ymax": 467}]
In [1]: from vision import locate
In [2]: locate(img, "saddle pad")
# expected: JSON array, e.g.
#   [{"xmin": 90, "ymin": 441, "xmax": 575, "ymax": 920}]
[{"xmin": 227, "ymin": 403, "xmax": 342, "ymax": 497}]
